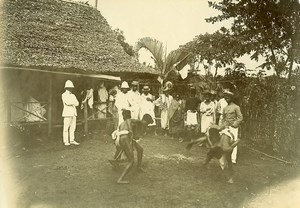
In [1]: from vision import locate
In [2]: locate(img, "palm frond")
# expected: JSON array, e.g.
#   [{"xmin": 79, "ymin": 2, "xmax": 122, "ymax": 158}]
[
  {"xmin": 164, "ymin": 50, "xmax": 191, "ymax": 75},
  {"xmin": 135, "ymin": 37, "xmax": 165, "ymax": 72}
]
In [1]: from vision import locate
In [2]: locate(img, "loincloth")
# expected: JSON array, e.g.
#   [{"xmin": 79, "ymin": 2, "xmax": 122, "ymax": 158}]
[{"xmin": 111, "ymin": 130, "xmax": 130, "ymax": 147}]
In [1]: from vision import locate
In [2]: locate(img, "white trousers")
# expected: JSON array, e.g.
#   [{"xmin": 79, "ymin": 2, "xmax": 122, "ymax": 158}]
[
  {"xmin": 118, "ymin": 110, "xmax": 124, "ymax": 127},
  {"xmin": 161, "ymin": 109, "xmax": 168, "ymax": 129},
  {"xmin": 131, "ymin": 105, "xmax": 140, "ymax": 120},
  {"xmin": 186, "ymin": 111, "xmax": 198, "ymax": 126},
  {"xmin": 230, "ymin": 126, "xmax": 238, "ymax": 163},
  {"xmin": 63, "ymin": 116, "xmax": 76, "ymax": 144}
]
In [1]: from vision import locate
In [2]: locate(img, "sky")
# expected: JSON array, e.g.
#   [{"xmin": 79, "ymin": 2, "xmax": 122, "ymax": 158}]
[
  {"xmin": 97, "ymin": 0, "xmax": 227, "ymax": 52},
  {"xmin": 78, "ymin": 0, "xmax": 271, "ymax": 76}
]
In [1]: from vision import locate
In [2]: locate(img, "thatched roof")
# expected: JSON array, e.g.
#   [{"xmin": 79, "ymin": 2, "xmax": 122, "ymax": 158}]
[{"xmin": 2, "ymin": 0, "xmax": 158, "ymax": 75}]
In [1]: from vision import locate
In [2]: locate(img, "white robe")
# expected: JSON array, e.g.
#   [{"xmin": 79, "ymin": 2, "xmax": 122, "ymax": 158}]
[
  {"xmin": 128, "ymin": 90, "xmax": 141, "ymax": 119},
  {"xmin": 199, "ymin": 101, "xmax": 215, "ymax": 133},
  {"xmin": 155, "ymin": 94, "xmax": 173, "ymax": 129},
  {"xmin": 115, "ymin": 92, "xmax": 132, "ymax": 126},
  {"xmin": 140, "ymin": 93, "xmax": 156, "ymax": 125}
]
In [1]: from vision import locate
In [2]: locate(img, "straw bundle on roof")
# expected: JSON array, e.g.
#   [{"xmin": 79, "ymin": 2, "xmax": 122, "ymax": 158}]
[{"xmin": 2, "ymin": 0, "xmax": 157, "ymax": 75}]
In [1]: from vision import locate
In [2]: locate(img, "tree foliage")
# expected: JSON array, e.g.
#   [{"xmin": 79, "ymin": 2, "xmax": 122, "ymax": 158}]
[
  {"xmin": 206, "ymin": 0, "xmax": 300, "ymax": 78},
  {"xmin": 178, "ymin": 31, "xmax": 246, "ymax": 77},
  {"xmin": 237, "ymin": 76, "xmax": 300, "ymax": 159},
  {"xmin": 135, "ymin": 37, "xmax": 191, "ymax": 81}
]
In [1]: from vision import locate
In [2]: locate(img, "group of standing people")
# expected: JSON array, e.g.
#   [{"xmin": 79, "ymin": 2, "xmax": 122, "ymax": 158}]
[
  {"xmin": 113, "ymin": 81, "xmax": 156, "ymax": 128},
  {"xmin": 60, "ymin": 79, "xmax": 243, "ymax": 184},
  {"xmin": 155, "ymin": 86, "xmax": 243, "ymax": 165},
  {"xmin": 61, "ymin": 79, "xmax": 157, "ymax": 146}
]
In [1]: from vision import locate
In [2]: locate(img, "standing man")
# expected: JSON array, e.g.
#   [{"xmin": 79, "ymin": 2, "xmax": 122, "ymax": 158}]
[
  {"xmin": 220, "ymin": 90, "xmax": 243, "ymax": 164},
  {"xmin": 97, "ymin": 81, "xmax": 108, "ymax": 119},
  {"xmin": 115, "ymin": 81, "xmax": 132, "ymax": 127},
  {"xmin": 140, "ymin": 85, "xmax": 156, "ymax": 126},
  {"xmin": 129, "ymin": 81, "xmax": 141, "ymax": 119},
  {"xmin": 210, "ymin": 90, "xmax": 218, "ymax": 124},
  {"xmin": 217, "ymin": 89, "xmax": 228, "ymax": 126},
  {"xmin": 155, "ymin": 87, "xmax": 173, "ymax": 135},
  {"xmin": 62, "ymin": 80, "xmax": 80, "ymax": 146}
]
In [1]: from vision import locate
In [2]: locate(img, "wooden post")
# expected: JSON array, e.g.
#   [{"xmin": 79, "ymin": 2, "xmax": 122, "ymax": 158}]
[
  {"xmin": 84, "ymin": 101, "xmax": 88, "ymax": 134},
  {"xmin": 7, "ymin": 101, "xmax": 11, "ymax": 124},
  {"xmin": 47, "ymin": 75, "xmax": 53, "ymax": 137}
]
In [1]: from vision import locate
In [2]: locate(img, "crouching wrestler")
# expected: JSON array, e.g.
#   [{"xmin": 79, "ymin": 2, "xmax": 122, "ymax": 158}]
[
  {"xmin": 204, "ymin": 127, "xmax": 240, "ymax": 183},
  {"xmin": 109, "ymin": 110, "xmax": 153, "ymax": 184},
  {"xmin": 186, "ymin": 125, "xmax": 240, "ymax": 183}
]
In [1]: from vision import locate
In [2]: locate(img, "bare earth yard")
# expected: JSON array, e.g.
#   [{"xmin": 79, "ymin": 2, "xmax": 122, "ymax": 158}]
[{"xmin": 5, "ymin": 129, "xmax": 300, "ymax": 208}]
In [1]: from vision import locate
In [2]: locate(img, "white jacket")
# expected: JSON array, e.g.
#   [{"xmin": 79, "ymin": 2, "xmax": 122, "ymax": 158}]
[
  {"xmin": 62, "ymin": 90, "xmax": 79, "ymax": 117},
  {"xmin": 115, "ymin": 92, "xmax": 132, "ymax": 111}
]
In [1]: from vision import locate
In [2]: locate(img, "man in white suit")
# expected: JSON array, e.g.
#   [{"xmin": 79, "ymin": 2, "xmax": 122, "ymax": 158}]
[
  {"xmin": 115, "ymin": 81, "xmax": 133, "ymax": 127},
  {"xmin": 62, "ymin": 80, "xmax": 80, "ymax": 146},
  {"xmin": 128, "ymin": 81, "xmax": 141, "ymax": 119}
]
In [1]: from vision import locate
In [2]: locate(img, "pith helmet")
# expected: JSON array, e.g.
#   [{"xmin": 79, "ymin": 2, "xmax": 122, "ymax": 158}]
[
  {"xmin": 65, "ymin": 80, "xmax": 74, "ymax": 88},
  {"xmin": 121, "ymin": 81, "xmax": 130, "ymax": 89}
]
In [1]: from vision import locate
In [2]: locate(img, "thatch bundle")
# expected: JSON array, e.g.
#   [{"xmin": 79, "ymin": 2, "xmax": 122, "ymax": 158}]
[{"xmin": 2, "ymin": 0, "xmax": 157, "ymax": 75}]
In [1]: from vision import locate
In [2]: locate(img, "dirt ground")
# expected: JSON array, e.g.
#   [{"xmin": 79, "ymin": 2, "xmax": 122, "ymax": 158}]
[{"xmin": 4, "ymin": 127, "xmax": 300, "ymax": 208}]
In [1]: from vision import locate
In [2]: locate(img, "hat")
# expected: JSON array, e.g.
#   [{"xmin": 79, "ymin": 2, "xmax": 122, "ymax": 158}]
[
  {"xmin": 203, "ymin": 90, "xmax": 211, "ymax": 95},
  {"xmin": 210, "ymin": 90, "xmax": 217, "ymax": 95},
  {"xmin": 65, "ymin": 80, "xmax": 74, "ymax": 88},
  {"xmin": 131, "ymin": 81, "xmax": 139, "ymax": 86},
  {"xmin": 163, "ymin": 86, "xmax": 171, "ymax": 92},
  {"xmin": 223, "ymin": 89, "xmax": 234, "ymax": 96},
  {"xmin": 142, "ymin": 86, "xmax": 150, "ymax": 92},
  {"xmin": 121, "ymin": 81, "xmax": 130, "ymax": 89}
]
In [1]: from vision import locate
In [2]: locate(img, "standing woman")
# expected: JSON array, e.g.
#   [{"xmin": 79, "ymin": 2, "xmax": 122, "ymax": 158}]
[
  {"xmin": 168, "ymin": 94, "xmax": 185, "ymax": 140},
  {"xmin": 199, "ymin": 90, "xmax": 215, "ymax": 134}
]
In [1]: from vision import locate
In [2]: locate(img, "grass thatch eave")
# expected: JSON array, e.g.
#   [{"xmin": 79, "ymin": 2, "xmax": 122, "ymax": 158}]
[{"xmin": 2, "ymin": 0, "xmax": 158, "ymax": 75}]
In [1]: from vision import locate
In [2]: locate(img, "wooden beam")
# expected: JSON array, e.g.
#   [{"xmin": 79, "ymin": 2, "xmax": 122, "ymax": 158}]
[
  {"xmin": 48, "ymin": 75, "xmax": 53, "ymax": 137},
  {"xmin": 0, "ymin": 67, "xmax": 121, "ymax": 81}
]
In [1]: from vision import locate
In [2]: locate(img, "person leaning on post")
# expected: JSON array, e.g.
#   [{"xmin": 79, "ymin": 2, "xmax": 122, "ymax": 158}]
[{"xmin": 61, "ymin": 80, "xmax": 80, "ymax": 146}]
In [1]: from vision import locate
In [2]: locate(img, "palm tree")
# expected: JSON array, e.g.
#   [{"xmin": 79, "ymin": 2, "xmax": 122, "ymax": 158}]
[{"xmin": 135, "ymin": 37, "xmax": 191, "ymax": 87}]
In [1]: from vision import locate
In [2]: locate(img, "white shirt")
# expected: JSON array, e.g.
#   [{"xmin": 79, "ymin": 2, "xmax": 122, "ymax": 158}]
[
  {"xmin": 62, "ymin": 90, "xmax": 79, "ymax": 117},
  {"xmin": 129, "ymin": 90, "xmax": 141, "ymax": 106},
  {"xmin": 82, "ymin": 88, "xmax": 94, "ymax": 109},
  {"xmin": 217, "ymin": 98, "xmax": 228, "ymax": 115}
]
